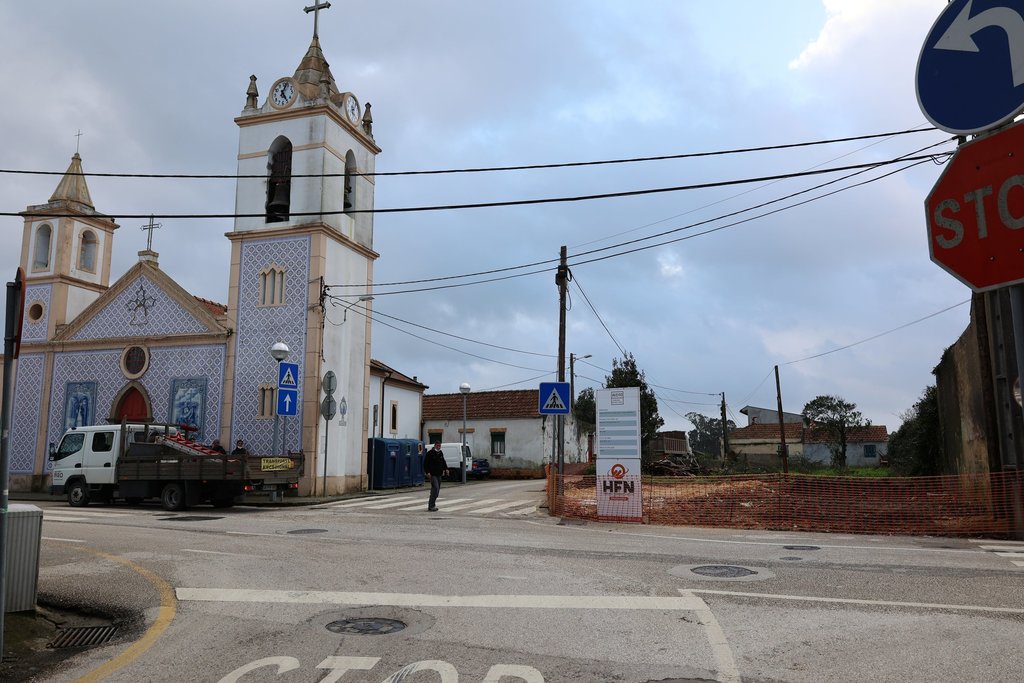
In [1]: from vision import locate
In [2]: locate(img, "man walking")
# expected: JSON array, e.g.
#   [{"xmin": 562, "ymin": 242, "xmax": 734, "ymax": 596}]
[{"xmin": 424, "ymin": 442, "xmax": 449, "ymax": 512}]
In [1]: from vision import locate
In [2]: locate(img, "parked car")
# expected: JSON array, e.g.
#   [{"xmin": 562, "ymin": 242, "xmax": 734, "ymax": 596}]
[{"xmin": 471, "ymin": 458, "xmax": 491, "ymax": 479}]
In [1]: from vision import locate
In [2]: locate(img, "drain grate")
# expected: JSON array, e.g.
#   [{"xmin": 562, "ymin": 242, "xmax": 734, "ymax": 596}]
[
  {"xmin": 783, "ymin": 545, "xmax": 820, "ymax": 551},
  {"xmin": 48, "ymin": 625, "xmax": 118, "ymax": 649},
  {"xmin": 691, "ymin": 565, "xmax": 757, "ymax": 579},
  {"xmin": 287, "ymin": 528, "xmax": 328, "ymax": 535},
  {"xmin": 780, "ymin": 556, "xmax": 803, "ymax": 561},
  {"xmin": 326, "ymin": 618, "xmax": 407, "ymax": 635}
]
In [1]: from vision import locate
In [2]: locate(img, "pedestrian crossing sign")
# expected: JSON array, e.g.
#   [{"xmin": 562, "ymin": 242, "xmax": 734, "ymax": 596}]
[
  {"xmin": 278, "ymin": 362, "xmax": 299, "ymax": 389},
  {"xmin": 538, "ymin": 382, "xmax": 571, "ymax": 415}
]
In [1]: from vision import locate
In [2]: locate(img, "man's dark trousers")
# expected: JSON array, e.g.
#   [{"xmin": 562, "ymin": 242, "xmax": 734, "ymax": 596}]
[{"xmin": 428, "ymin": 474, "xmax": 441, "ymax": 509}]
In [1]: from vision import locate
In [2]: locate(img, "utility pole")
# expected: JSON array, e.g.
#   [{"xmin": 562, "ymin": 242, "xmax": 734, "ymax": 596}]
[
  {"xmin": 775, "ymin": 365, "xmax": 789, "ymax": 474},
  {"xmin": 556, "ymin": 246, "xmax": 569, "ymax": 480},
  {"xmin": 720, "ymin": 392, "xmax": 730, "ymax": 460}
]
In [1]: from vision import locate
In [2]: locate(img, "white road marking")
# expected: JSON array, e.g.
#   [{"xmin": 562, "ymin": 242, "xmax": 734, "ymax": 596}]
[
  {"xmin": 689, "ymin": 588, "xmax": 1024, "ymax": 615},
  {"xmin": 977, "ymin": 545, "xmax": 1024, "ymax": 552},
  {"xmin": 432, "ymin": 498, "xmax": 502, "ymax": 512},
  {"xmin": 467, "ymin": 500, "xmax": 531, "ymax": 515},
  {"xmin": 43, "ymin": 515, "xmax": 97, "ymax": 522},
  {"xmin": 362, "ymin": 497, "xmax": 436, "ymax": 510},
  {"xmin": 44, "ymin": 510, "xmax": 131, "ymax": 518},
  {"xmin": 321, "ymin": 496, "xmax": 420, "ymax": 509},
  {"xmin": 679, "ymin": 590, "xmax": 742, "ymax": 683},
  {"xmin": 971, "ymin": 538, "xmax": 1024, "ymax": 545},
  {"xmin": 504, "ymin": 506, "xmax": 538, "ymax": 516},
  {"xmin": 42, "ymin": 536, "xmax": 86, "ymax": 543},
  {"xmin": 1014, "ymin": 561, "xmax": 1024, "ymax": 567},
  {"xmin": 396, "ymin": 497, "xmax": 472, "ymax": 511},
  {"xmin": 182, "ymin": 549, "xmax": 258, "ymax": 557},
  {"xmin": 994, "ymin": 552, "xmax": 1024, "ymax": 558},
  {"xmin": 176, "ymin": 588, "xmax": 704, "ymax": 611}
]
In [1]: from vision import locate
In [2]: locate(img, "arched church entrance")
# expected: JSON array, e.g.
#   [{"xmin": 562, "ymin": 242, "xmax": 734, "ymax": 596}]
[{"xmin": 112, "ymin": 383, "xmax": 151, "ymax": 422}]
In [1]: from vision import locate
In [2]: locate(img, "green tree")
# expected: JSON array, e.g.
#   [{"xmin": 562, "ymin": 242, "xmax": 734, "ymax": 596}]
[
  {"xmin": 802, "ymin": 395, "xmax": 869, "ymax": 470},
  {"xmin": 604, "ymin": 352, "xmax": 664, "ymax": 448},
  {"xmin": 685, "ymin": 412, "xmax": 736, "ymax": 456},
  {"xmin": 573, "ymin": 387, "xmax": 596, "ymax": 429},
  {"xmin": 887, "ymin": 385, "xmax": 941, "ymax": 476}
]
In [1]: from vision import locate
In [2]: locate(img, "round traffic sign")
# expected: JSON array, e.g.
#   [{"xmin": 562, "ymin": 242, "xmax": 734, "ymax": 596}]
[
  {"xmin": 322, "ymin": 370, "xmax": 337, "ymax": 395},
  {"xmin": 917, "ymin": 0, "xmax": 1024, "ymax": 135},
  {"xmin": 320, "ymin": 396, "xmax": 337, "ymax": 421}
]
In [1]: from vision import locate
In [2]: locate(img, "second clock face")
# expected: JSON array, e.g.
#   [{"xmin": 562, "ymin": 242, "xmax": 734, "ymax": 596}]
[
  {"xmin": 345, "ymin": 95, "xmax": 360, "ymax": 123},
  {"xmin": 271, "ymin": 79, "xmax": 296, "ymax": 108}
]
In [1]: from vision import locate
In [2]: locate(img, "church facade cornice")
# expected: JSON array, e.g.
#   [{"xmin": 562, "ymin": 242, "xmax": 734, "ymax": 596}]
[
  {"xmin": 225, "ymin": 222, "xmax": 380, "ymax": 261},
  {"xmin": 22, "ymin": 330, "xmax": 231, "ymax": 356},
  {"xmin": 234, "ymin": 104, "xmax": 382, "ymax": 155}
]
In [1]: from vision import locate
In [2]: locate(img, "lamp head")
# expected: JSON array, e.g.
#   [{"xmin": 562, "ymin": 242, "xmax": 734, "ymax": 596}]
[
  {"xmin": 459, "ymin": 382, "xmax": 471, "ymax": 394},
  {"xmin": 270, "ymin": 341, "xmax": 290, "ymax": 362}
]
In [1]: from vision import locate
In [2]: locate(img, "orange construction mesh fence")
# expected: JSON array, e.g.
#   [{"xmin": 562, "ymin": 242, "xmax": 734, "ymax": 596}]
[{"xmin": 549, "ymin": 471, "xmax": 1024, "ymax": 536}]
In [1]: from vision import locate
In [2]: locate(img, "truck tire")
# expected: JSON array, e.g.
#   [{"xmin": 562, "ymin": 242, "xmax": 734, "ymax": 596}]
[
  {"xmin": 161, "ymin": 482, "xmax": 187, "ymax": 511},
  {"xmin": 67, "ymin": 481, "xmax": 90, "ymax": 507}
]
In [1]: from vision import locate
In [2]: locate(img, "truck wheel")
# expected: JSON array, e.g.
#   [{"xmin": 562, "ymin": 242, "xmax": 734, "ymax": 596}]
[
  {"xmin": 161, "ymin": 483, "xmax": 187, "ymax": 511},
  {"xmin": 67, "ymin": 481, "xmax": 90, "ymax": 507}
]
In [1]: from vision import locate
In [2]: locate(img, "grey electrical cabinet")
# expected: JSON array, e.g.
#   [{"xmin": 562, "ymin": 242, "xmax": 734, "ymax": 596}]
[{"xmin": 4, "ymin": 504, "xmax": 42, "ymax": 613}]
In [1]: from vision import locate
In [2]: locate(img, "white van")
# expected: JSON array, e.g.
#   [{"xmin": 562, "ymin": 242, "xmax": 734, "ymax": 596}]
[{"xmin": 436, "ymin": 442, "xmax": 471, "ymax": 479}]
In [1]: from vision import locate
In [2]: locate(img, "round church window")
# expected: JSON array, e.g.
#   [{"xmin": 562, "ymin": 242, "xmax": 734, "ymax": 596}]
[
  {"xmin": 122, "ymin": 346, "xmax": 149, "ymax": 379},
  {"xmin": 27, "ymin": 302, "xmax": 44, "ymax": 322}
]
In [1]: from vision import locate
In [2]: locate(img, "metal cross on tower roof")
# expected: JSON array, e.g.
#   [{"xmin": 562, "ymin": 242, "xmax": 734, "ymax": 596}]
[
  {"xmin": 304, "ymin": 1, "xmax": 331, "ymax": 38},
  {"xmin": 141, "ymin": 214, "xmax": 161, "ymax": 251}
]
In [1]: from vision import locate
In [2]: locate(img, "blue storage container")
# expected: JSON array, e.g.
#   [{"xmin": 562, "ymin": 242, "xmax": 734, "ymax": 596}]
[
  {"xmin": 397, "ymin": 439, "xmax": 425, "ymax": 486},
  {"xmin": 367, "ymin": 438, "xmax": 401, "ymax": 489}
]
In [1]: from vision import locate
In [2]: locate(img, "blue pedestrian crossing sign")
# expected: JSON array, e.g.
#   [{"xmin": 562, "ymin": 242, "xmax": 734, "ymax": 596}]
[
  {"xmin": 277, "ymin": 388, "xmax": 298, "ymax": 416},
  {"xmin": 538, "ymin": 382, "xmax": 571, "ymax": 415},
  {"xmin": 278, "ymin": 362, "xmax": 299, "ymax": 389}
]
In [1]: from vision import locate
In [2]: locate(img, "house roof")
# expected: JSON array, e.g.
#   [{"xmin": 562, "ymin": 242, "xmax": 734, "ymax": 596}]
[
  {"xmin": 371, "ymin": 359, "xmax": 426, "ymax": 390},
  {"xmin": 730, "ymin": 423, "xmax": 889, "ymax": 443},
  {"xmin": 423, "ymin": 389, "xmax": 540, "ymax": 421},
  {"xmin": 193, "ymin": 296, "xmax": 227, "ymax": 317},
  {"xmin": 730, "ymin": 423, "xmax": 805, "ymax": 441}
]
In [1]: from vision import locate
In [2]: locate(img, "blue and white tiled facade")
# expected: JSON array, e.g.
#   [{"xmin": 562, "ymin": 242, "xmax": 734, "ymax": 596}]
[
  {"xmin": 21, "ymin": 284, "xmax": 51, "ymax": 343},
  {"xmin": 9, "ymin": 353, "xmax": 46, "ymax": 473},
  {"xmin": 72, "ymin": 274, "xmax": 210, "ymax": 340},
  {"xmin": 230, "ymin": 236, "xmax": 311, "ymax": 455}
]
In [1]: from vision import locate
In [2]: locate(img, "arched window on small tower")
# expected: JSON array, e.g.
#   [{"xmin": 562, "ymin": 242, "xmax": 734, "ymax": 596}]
[
  {"xmin": 343, "ymin": 150, "xmax": 357, "ymax": 213},
  {"xmin": 78, "ymin": 230, "xmax": 98, "ymax": 273},
  {"xmin": 266, "ymin": 136, "xmax": 293, "ymax": 223},
  {"xmin": 33, "ymin": 223, "xmax": 52, "ymax": 270}
]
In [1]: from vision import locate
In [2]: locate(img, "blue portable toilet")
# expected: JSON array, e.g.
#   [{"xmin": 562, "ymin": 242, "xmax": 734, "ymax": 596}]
[
  {"xmin": 367, "ymin": 438, "xmax": 400, "ymax": 489},
  {"xmin": 398, "ymin": 439, "xmax": 425, "ymax": 486}
]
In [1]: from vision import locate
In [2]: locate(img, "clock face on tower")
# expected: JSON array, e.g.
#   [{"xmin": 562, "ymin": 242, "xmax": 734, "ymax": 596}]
[
  {"xmin": 344, "ymin": 94, "xmax": 360, "ymax": 124},
  {"xmin": 270, "ymin": 78, "xmax": 296, "ymax": 108}
]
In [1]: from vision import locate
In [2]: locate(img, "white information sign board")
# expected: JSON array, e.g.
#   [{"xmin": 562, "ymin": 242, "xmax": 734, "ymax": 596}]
[{"xmin": 596, "ymin": 387, "xmax": 643, "ymax": 521}]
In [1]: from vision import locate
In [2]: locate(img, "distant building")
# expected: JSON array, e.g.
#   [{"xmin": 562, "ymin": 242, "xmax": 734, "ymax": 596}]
[
  {"xmin": 740, "ymin": 405, "xmax": 804, "ymax": 426},
  {"xmin": 367, "ymin": 360, "xmax": 427, "ymax": 440},
  {"xmin": 729, "ymin": 423, "xmax": 888, "ymax": 468}
]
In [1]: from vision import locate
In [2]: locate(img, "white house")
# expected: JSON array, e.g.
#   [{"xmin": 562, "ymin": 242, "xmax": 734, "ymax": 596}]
[
  {"xmin": 367, "ymin": 360, "xmax": 427, "ymax": 440},
  {"xmin": 422, "ymin": 389, "xmax": 586, "ymax": 475}
]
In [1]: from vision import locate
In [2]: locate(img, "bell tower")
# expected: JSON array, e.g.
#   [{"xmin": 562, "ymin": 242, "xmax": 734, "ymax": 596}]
[
  {"xmin": 19, "ymin": 152, "xmax": 119, "ymax": 341},
  {"xmin": 223, "ymin": 2, "xmax": 379, "ymax": 495}
]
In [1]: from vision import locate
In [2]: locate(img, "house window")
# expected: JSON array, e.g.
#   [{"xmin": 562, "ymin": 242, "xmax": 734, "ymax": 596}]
[
  {"xmin": 389, "ymin": 400, "xmax": 398, "ymax": 434},
  {"xmin": 427, "ymin": 430, "xmax": 443, "ymax": 445},
  {"xmin": 864, "ymin": 444, "xmax": 877, "ymax": 459},
  {"xmin": 491, "ymin": 431, "xmax": 506, "ymax": 457},
  {"xmin": 258, "ymin": 266, "xmax": 286, "ymax": 306},
  {"xmin": 344, "ymin": 150, "xmax": 357, "ymax": 213},
  {"xmin": 78, "ymin": 230, "xmax": 98, "ymax": 272},
  {"xmin": 33, "ymin": 223, "xmax": 51, "ymax": 270},
  {"xmin": 265, "ymin": 136, "xmax": 293, "ymax": 223},
  {"xmin": 258, "ymin": 384, "xmax": 277, "ymax": 419}
]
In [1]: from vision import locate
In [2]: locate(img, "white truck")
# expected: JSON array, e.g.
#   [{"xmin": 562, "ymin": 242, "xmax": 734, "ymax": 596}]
[{"xmin": 49, "ymin": 423, "xmax": 302, "ymax": 511}]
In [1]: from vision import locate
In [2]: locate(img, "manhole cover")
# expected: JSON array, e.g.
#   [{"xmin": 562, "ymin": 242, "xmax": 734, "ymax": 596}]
[
  {"xmin": 326, "ymin": 618, "xmax": 407, "ymax": 635},
  {"xmin": 783, "ymin": 545, "xmax": 820, "ymax": 551},
  {"xmin": 780, "ymin": 556, "xmax": 803, "ymax": 561},
  {"xmin": 691, "ymin": 565, "xmax": 757, "ymax": 578},
  {"xmin": 287, "ymin": 528, "xmax": 328, "ymax": 534},
  {"xmin": 48, "ymin": 625, "xmax": 118, "ymax": 649}
]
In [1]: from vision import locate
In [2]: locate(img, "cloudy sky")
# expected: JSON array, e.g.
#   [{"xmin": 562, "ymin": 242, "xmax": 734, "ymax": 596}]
[{"xmin": 0, "ymin": 1, "xmax": 971, "ymax": 432}]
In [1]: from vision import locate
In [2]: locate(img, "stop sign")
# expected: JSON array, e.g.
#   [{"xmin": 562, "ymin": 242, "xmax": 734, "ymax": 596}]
[{"xmin": 926, "ymin": 120, "xmax": 1024, "ymax": 292}]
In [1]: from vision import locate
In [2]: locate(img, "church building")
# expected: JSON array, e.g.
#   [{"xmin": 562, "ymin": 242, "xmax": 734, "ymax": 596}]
[{"xmin": 6, "ymin": 7, "xmax": 378, "ymax": 497}]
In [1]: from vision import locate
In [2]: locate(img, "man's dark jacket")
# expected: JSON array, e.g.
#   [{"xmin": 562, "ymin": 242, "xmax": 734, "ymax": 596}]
[{"xmin": 424, "ymin": 448, "xmax": 447, "ymax": 476}]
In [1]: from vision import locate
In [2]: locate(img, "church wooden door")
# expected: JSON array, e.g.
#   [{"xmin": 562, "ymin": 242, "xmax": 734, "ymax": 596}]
[{"xmin": 116, "ymin": 387, "xmax": 149, "ymax": 422}]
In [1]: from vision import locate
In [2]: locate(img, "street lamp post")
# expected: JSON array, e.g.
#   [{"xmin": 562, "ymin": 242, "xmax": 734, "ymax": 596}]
[
  {"xmin": 270, "ymin": 341, "xmax": 290, "ymax": 457},
  {"xmin": 460, "ymin": 382, "xmax": 471, "ymax": 484},
  {"xmin": 341, "ymin": 294, "xmax": 374, "ymax": 322},
  {"xmin": 569, "ymin": 353, "xmax": 591, "ymax": 413}
]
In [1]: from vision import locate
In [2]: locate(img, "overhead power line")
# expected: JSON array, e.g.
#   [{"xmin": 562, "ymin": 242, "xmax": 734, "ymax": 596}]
[
  {"xmin": 8, "ymin": 151, "xmax": 952, "ymax": 220},
  {"xmin": 0, "ymin": 127, "xmax": 940, "ymax": 180}
]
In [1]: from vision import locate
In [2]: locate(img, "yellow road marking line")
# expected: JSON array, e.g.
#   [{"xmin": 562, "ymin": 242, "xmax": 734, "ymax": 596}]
[{"xmin": 62, "ymin": 546, "xmax": 177, "ymax": 683}]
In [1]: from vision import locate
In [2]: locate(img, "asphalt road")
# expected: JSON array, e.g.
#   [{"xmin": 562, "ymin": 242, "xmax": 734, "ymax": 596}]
[{"xmin": 11, "ymin": 478, "xmax": 1024, "ymax": 682}]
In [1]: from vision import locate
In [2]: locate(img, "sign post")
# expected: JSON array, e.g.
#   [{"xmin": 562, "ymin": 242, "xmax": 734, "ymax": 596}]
[
  {"xmin": 538, "ymin": 382, "xmax": 570, "ymax": 495},
  {"xmin": 320, "ymin": 371, "xmax": 337, "ymax": 498},
  {"xmin": 0, "ymin": 268, "xmax": 25, "ymax": 648},
  {"xmin": 277, "ymin": 361, "xmax": 299, "ymax": 457}
]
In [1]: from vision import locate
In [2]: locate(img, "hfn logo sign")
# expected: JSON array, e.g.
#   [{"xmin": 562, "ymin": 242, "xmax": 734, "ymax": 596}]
[{"xmin": 602, "ymin": 479, "xmax": 635, "ymax": 494}]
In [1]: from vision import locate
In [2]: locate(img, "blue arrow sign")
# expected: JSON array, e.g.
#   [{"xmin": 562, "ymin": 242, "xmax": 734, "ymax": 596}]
[
  {"xmin": 538, "ymin": 382, "xmax": 571, "ymax": 415},
  {"xmin": 277, "ymin": 388, "xmax": 298, "ymax": 416},
  {"xmin": 917, "ymin": 0, "xmax": 1024, "ymax": 135},
  {"xmin": 278, "ymin": 362, "xmax": 299, "ymax": 389}
]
